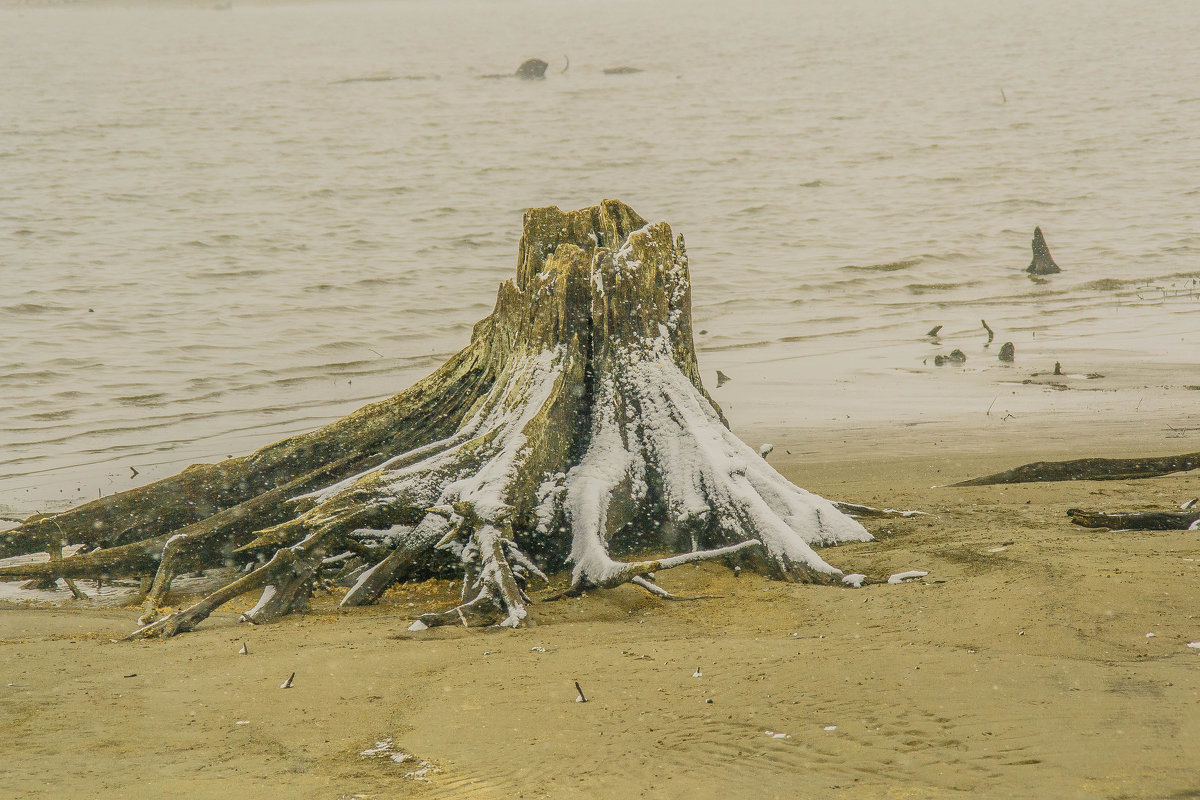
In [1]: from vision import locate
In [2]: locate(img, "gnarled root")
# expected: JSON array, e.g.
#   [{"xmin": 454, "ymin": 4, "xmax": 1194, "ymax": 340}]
[
  {"xmin": 419, "ymin": 517, "xmax": 546, "ymax": 628},
  {"xmin": 630, "ymin": 575, "xmax": 719, "ymax": 601}
]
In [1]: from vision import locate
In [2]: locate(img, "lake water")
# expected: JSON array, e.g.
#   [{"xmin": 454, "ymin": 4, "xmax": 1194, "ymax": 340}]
[{"xmin": 2, "ymin": 0, "xmax": 1199, "ymax": 516}]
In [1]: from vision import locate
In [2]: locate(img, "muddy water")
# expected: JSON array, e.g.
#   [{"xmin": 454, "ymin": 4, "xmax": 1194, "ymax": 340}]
[{"xmin": 2, "ymin": 0, "xmax": 1199, "ymax": 514}]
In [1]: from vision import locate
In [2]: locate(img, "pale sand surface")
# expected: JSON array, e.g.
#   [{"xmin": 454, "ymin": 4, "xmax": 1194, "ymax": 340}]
[{"xmin": 3, "ymin": 421, "xmax": 1200, "ymax": 799}]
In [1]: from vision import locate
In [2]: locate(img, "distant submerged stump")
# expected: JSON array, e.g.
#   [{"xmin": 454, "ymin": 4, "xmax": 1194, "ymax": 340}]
[
  {"xmin": 1026, "ymin": 226, "xmax": 1062, "ymax": 275},
  {"xmin": 514, "ymin": 58, "xmax": 549, "ymax": 80},
  {"xmin": 0, "ymin": 200, "xmax": 873, "ymax": 637}
]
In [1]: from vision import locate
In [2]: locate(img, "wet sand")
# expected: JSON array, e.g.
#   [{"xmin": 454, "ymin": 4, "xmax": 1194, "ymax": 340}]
[{"xmin": 3, "ymin": 424, "xmax": 1200, "ymax": 799}]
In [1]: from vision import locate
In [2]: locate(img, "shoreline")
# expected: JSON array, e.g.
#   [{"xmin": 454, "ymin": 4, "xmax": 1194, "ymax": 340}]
[{"xmin": 4, "ymin": 371, "xmax": 1198, "ymax": 522}]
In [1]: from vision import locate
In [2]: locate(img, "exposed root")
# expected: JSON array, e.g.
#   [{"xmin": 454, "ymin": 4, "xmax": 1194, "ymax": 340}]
[
  {"xmin": 630, "ymin": 575, "xmax": 720, "ymax": 601},
  {"xmin": 418, "ymin": 590, "xmax": 505, "ymax": 629},
  {"xmin": 573, "ymin": 539, "xmax": 763, "ymax": 592},
  {"xmin": 240, "ymin": 550, "xmax": 320, "ymax": 625},
  {"xmin": 832, "ymin": 502, "xmax": 926, "ymax": 519},
  {"xmin": 418, "ymin": 517, "xmax": 546, "ymax": 628},
  {"xmin": 339, "ymin": 518, "xmax": 447, "ymax": 608},
  {"xmin": 127, "ymin": 523, "xmax": 337, "ymax": 639}
]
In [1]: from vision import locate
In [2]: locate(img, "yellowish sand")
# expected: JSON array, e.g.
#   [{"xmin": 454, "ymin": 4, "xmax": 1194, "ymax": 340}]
[{"xmin": 3, "ymin": 425, "xmax": 1200, "ymax": 799}]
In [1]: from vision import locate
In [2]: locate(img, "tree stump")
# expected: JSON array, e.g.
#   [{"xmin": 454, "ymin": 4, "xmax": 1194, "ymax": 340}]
[
  {"xmin": 0, "ymin": 201, "xmax": 871, "ymax": 636},
  {"xmin": 1026, "ymin": 226, "xmax": 1061, "ymax": 275}
]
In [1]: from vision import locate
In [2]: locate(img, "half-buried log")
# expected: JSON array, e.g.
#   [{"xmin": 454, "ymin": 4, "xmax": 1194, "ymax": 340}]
[
  {"xmin": 1067, "ymin": 508, "xmax": 1200, "ymax": 530},
  {"xmin": 953, "ymin": 451, "xmax": 1200, "ymax": 486},
  {"xmin": 0, "ymin": 200, "xmax": 874, "ymax": 637}
]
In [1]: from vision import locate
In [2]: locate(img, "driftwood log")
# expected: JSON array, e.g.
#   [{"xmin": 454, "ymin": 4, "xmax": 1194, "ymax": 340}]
[
  {"xmin": 953, "ymin": 452, "xmax": 1200, "ymax": 486},
  {"xmin": 1067, "ymin": 508, "xmax": 1200, "ymax": 530},
  {"xmin": 0, "ymin": 201, "xmax": 877, "ymax": 637},
  {"xmin": 955, "ymin": 451, "xmax": 1199, "ymax": 532}
]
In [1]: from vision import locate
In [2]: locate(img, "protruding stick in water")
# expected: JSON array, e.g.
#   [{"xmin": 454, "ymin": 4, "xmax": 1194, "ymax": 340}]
[{"xmin": 981, "ymin": 319, "xmax": 994, "ymax": 344}]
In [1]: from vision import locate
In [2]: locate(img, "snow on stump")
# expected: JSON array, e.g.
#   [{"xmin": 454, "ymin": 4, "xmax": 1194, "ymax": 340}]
[{"xmin": 0, "ymin": 200, "xmax": 871, "ymax": 637}]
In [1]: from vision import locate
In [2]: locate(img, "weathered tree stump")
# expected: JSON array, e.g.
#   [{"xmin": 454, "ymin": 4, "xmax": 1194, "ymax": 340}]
[
  {"xmin": 0, "ymin": 201, "xmax": 873, "ymax": 637},
  {"xmin": 1026, "ymin": 226, "xmax": 1061, "ymax": 275},
  {"xmin": 514, "ymin": 58, "xmax": 549, "ymax": 80}
]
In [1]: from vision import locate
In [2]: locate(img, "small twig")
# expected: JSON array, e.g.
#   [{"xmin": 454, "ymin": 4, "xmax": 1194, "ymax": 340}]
[
  {"xmin": 630, "ymin": 575, "xmax": 721, "ymax": 601},
  {"xmin": 574, "ymin": 681, "xmax": 587, "ymax": 702},
  {"xmin": 981, "ymin": 319, "xmax": 994, "ymax": 344}
]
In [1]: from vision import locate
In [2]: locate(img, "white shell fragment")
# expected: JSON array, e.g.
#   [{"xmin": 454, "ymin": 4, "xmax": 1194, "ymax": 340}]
[
  {"xmin": 887, "ymin": 570, "xmax": 928, "ymax": 584},
  {"xmin": 841, "ymin": 573, "xmax": 866, "ymax": 588}
]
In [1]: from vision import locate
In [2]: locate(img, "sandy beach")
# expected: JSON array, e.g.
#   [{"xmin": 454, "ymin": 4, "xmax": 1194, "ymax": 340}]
[
  {"xmin": 4, "ymin": 0, "xmax": 1200, "ymax": 796},
  {"xmin": 3, "ymin": 419, "xmax": 1199, "ymax": 800}
]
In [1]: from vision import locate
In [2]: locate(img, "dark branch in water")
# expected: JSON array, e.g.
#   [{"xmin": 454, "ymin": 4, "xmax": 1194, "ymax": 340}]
[{"xmin": 981, "ymin": 319, "xmax": 994, "ymax": 344}]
